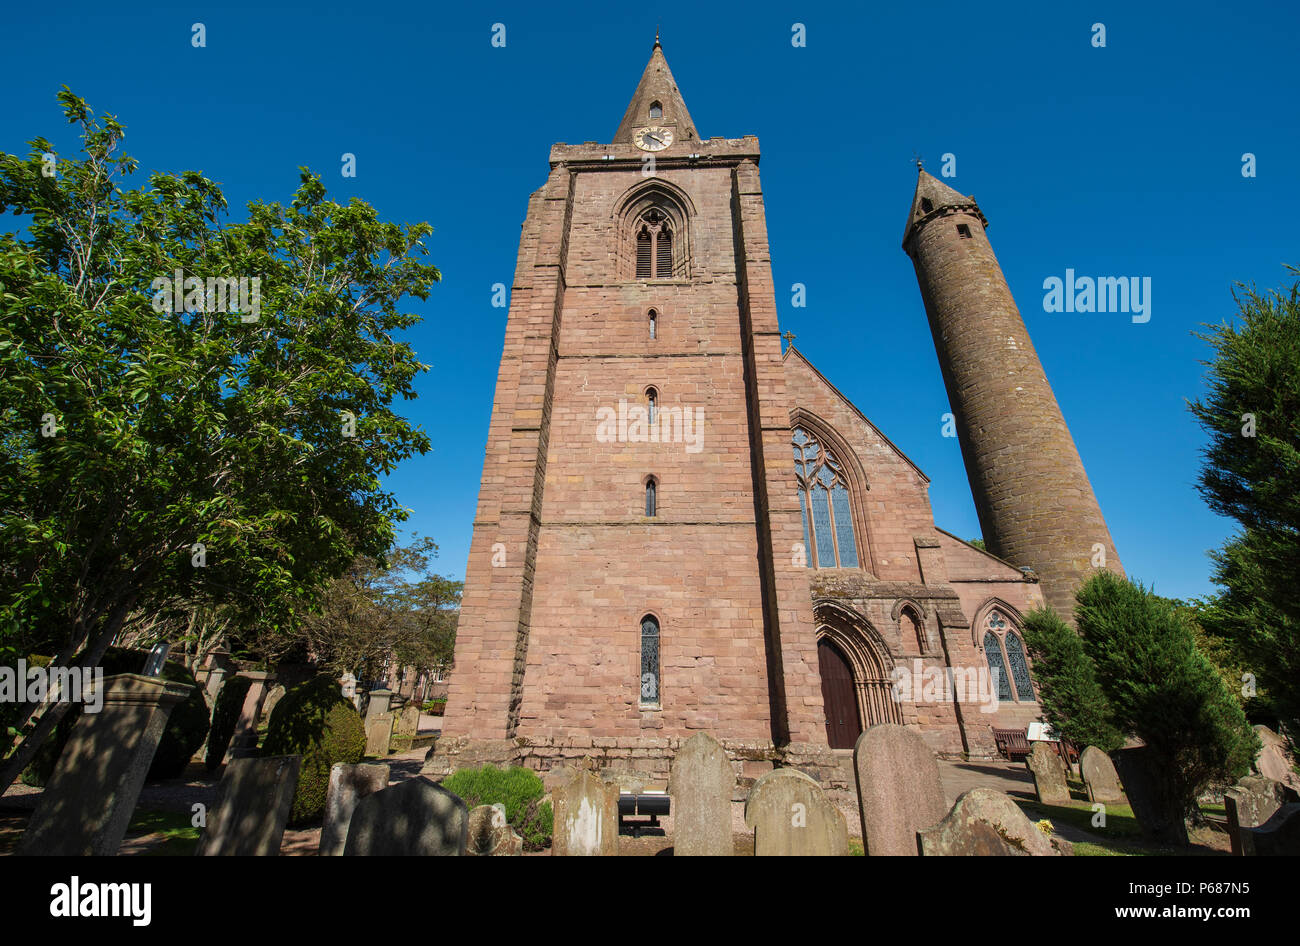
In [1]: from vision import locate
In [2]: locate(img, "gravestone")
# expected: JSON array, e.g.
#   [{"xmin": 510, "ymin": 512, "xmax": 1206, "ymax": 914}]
[
  {"xmin": 1253, "ymin": 725, "xmax": 1300, "ymax": 793},
  {"xmin": 1112, "ymin": 746, "xmax": 1188, "ymax": 845},
  {"xmin": 18, "ymin": 674, "xmax": 192, "ymax": 856},
  {"xmin": 1080, "ymin": 746, "xmax": 1124, "ymax": 803},
  {"xmin": 196, "ymin": 755, "xmax": 301, "ymax": 856},
  {"xmin": 1225, "ymin": 775, "xmax": 1294, "ymax": 857},
  {"xmin": 467, "ymin": 803, "xmax": 524, "ymax": 855},
  {"xmin": 390, "ymin": 703, "xmax": 421, "ymax": 751},
  {"xmin": 668, "ymin": 732, "xmax": 735, "ymax": 856},
  {"xmin": 918, "ymin": 788, "xmax": 1070, "ymax": 856},
  {"xmin": 853, "ymin": 724, "xmax": 948, "ymax": 856},
  {"xmin": 227, "ymin": 670, "xmax": 274, "ymax": 759},
  {"xmin": 261, "ymin": 684, "xmax": 287, "ymax": 723},
  {"xmin": 365, "ymin": 688, "xmax": 394, "ymax": 722},
  {"xmin": 744, "ymin": 768, "xmax": 848, "ymax": 856},
  {"xmin": 343, "ymin": 776, "xmax": 468, "ymax": 856},
  {"xmin": 319, "ymin": 762, "xmax": 390, "ymax": 856},
  {"xmin": 1027, "ymin": 741, "xmax": 1071, "ymax": 806},
  {"xmin": 1240, "ymin": 803, "xmax": 1300, "ymax": 856},
  {"xmin": 365, "ymin": 712, "xmax": 394, "ymax": 758},
  {"xmin": 552, "ymin": 768, "xmax": 620, "ymax": 856}
]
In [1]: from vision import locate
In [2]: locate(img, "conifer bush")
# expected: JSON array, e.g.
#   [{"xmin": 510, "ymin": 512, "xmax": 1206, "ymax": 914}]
[
  {"xmin": 1021, "ymin": 607, "xmax": 1124, "ymax": 753},
  {"xmin": 263, "ymin": 675, "xmax": 365, "ymax": 824}
]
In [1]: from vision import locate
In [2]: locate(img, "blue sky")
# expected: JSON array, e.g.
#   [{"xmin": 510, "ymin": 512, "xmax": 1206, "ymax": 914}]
[{"xmin": 3, "ymin": 1, "xmax": 1296, "ymax": 601}]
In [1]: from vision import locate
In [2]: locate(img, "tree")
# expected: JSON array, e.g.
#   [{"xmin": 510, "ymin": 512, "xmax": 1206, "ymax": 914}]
[
  {"xmin": 0, "ymin": 90, "xmax": 438, "ymax": 791},
  {"xmin": 1020, "ymin": 606, "xmax": 1124, "ymax": 753},
  {"xmin": 1188, "ymin": 270, "xmax": 1300, "ymax": 753},
  {"xmin": 1075, "ymin": 571, "xmax": 1257, "ymax": 836}
]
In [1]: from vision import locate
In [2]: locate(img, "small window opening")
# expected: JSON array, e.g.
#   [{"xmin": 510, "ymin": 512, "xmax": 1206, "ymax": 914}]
[
  {"xmin": 649, "ymin": 102, "xmax": 662, "ymax": 119},
  {"xmin": 645, "ymin": 477, "xmax": 657, "ymax": 517},
  {"xmin": 957, "ymin": 223, "xmax": 972, "ymax": 239},
  {"xmin": 648, "ymin": 308, "xmax": 657, "ymax": 339},
  {"xmin": 647, "ymin": 388, "xmax": 658, "ymax": 424},
  {"xmin": 920, "ymin": 198, "xmax": 934, "ymax": 213}
]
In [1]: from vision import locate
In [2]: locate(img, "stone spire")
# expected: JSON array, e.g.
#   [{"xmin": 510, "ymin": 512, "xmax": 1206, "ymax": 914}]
[
  {"xmin": 902, "ymin": 169, "xmax": 988, "ymax": 251},
  {"xmin": 613, "ymin": 38, "xmax": 699, "ymax": 144}
]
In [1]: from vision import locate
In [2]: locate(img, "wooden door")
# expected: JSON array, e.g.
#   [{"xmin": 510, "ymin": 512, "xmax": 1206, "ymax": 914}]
[{"xmin": 818, "ymin": 638, "xmax": 862, "ymax": 749}]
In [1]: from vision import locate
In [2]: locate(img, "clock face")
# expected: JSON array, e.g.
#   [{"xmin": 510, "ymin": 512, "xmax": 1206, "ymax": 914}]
[{"xmin": 634, "ymin": 126, "xmax": 673, "ymax": 152}]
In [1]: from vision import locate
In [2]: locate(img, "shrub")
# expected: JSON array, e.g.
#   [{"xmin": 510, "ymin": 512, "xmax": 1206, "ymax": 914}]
[
  {"xmin": 421, "ymin": 699, "xmax": 447, "ymax": 716},
  {"xmin": 1075, "ymin": 570, "xmax": 1258, "ymax": 838},
  {"xmin": 205, "ymin": 674, "xmax": 253, "ymax": 771},
  {"xmin": 20, "ymin": 647, "xmax": 209, "ymax": 785},
  {"xmin": 263, "ymin": 675, "xmax": 365, "ymax": 824},
  {"xmin": 1021, "ymin": 607, "xmax": 1124, "ymax": 753},
  {"xmin": 441, "ymin": 763, "xmax": 553, "ymax": 851}
]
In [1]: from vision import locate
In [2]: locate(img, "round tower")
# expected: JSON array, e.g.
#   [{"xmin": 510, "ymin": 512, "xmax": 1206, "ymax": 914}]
[{"xmin": 902, "ymin": 169, "xmax": 1123, "ymax": 619}]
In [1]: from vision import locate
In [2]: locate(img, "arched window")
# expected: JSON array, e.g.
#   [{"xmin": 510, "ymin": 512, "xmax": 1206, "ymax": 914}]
[
  {"xmin": 981, "ymin": 609, "xmax": 1034, "ymax": 702},
  {"xmin": 640, "ymin": 615, "xmax": 660, "ymax": 705},
  {"xmin": 646, "ymin": 387, "xmax": 658, "ymax": 425},
  {"xmin": 645, "ymin": 477, "xmax": 657, "ymax": 517},
  {"xmin": 649, "ymin": 101, "xmax": 662, "ymax": 120},
  {"xmin": 792, "ymin": 426, "xmax": 859, "ymax": 568},
  {"xmin": 901, "ymin": 607, "xmax": 926, "ymax": 655},
  {"xmin": 634, "ymin": 208, "xmax": 674, "ymax": 279},
  {"xmin": 648, "ymin": 308, "xmax": 657, "ymax": 339}
]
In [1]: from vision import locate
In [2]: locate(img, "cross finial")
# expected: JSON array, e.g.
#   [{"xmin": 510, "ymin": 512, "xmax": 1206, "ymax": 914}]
[
  {"xmin": 782, "ymin": 330, "xmax": 796, "ymax": 350},
  {"xmin": 912, "ymin": 151, "xmax": 924, "ymax": 171}
]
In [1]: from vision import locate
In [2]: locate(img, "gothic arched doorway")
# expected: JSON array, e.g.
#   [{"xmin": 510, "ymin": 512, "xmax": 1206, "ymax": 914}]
[{"xmin": 818, "ymin": 638, "xmax": 862, "ymax": 749}]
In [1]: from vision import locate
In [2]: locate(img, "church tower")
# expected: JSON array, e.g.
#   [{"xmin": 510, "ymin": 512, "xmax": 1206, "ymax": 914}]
[
  {"xmin": 429, "ymin": 39, "xmax": 833, "ymax": 780},
  {"xmin": 903, "ymin": 170, "xmax": 1123, "ymax": 618}
]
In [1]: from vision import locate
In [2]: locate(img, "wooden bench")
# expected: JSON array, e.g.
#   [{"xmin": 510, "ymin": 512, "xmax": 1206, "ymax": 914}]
[{"xmin": 992, "ymin": 727, "xmax": 1031, "ymax": 762}]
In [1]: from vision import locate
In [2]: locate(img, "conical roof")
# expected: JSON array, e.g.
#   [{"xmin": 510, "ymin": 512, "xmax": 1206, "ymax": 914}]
[
  {"xmin": 902, "ymin": 169, "xmax": 980, "ymax": 248},
  {"xmin": 613, "ymin": 39, "xmax": 699, "ymax": 144}
]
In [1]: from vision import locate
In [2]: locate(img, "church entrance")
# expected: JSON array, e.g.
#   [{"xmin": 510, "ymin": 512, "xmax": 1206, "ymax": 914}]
[{"xmin": 817, "ymin": 638, "xmax": 862, "ymax": 749}]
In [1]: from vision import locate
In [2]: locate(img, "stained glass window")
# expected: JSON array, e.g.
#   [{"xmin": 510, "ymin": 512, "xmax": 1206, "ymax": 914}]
[
  {"xmin": 640, "ymin": 616, "xmax": 660, "ymax": 704},
  {"xmin": 791, "ymin": 426, "xmax": 860, "ymax": 568},
  {"xmin": 984, "ymin": 631, "xmax": 1013, "ymax": 702},
  {"xmin": 1004, "ymin": 631, "xmax": 1034, "ymax": 702}
]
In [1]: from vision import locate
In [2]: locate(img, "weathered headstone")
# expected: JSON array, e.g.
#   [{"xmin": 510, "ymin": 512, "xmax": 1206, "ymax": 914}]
[
  {"xmin": 319, "ymin": 762, "xmax": 390, "ymax": 856},
  {"xmin": 552, "ymin": 768, "xmax": 620, "ymax": 856},
  {"xmin": 853, "ymin": 724, "xmax": 948, "ymax": 856},
  {"xmin": 227, "ymin": 670, "xmax": 274, "ymax": 759},
  {"xmin": 365, "ymin": 712, "xmax": 394, "ymax": 758},
  {"xmin": 1027, "ymin": 741, "xmax": 1071, "ymax": 806},
  {"xmin": 394, "ymin": 703, "xmax": 420, "ymax": 739},
  {"xmin": 918, "ymin": 788, "xmax": 1070, "ymax": 856},
  {"xmin": 744, "ymin": 768, "xmax": 848, "ymax": 856},
  {"xmin": 1112, "ymin": 746, "xmax": 1188, "ymax": 846},
  {"xmin": 1253, "ymin": 725, "xmax": 1300, "ymax": 794},
  {"xmin": 1080, "ymin": 746, "xmax": 1124, "ymax": 803},
  {"xmin": 364, "ymin": 688, "xmax": 394, "ymax": 722},
  {"xmin": 1240, "ymin": 803, "xmax": 1300, "ymax": 856},
  {"xmin": 668, "ymin": 732, "xmax": 735, "ymax": 856},
  {"xmin": 261, "ymin": 684, "xmax": 287, "ymax": 723},
  {"xmin": 196, "ymin": 755, "xmax": 301, "ymax": 856},
  {"xmin": 18, "ymin": 674, "xmax": 192, "ymax": 856},
  {"xmin": 343, "ymin": 776, "xmax": 468, "ymax": 855},
  {"xmin": 467, "ymin": 803, "xmax": 524, "ymax": 855},
  {"xmin": 1225, "ymin": 775, "xmax": 1294, "ymax": 857}
]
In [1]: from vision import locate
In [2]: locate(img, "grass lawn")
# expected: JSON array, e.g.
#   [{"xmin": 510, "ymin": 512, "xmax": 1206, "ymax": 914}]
[{"xmin": 126, "ymin": 808, "xmax": 201, "ymax": 855}]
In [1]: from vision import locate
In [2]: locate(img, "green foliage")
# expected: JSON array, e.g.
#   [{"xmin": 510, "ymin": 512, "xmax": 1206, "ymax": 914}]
[
  {"xmin": 441, "ymin": 764, "xmax": 553, "ymax": 851},
  {"xmin": 0, "ymin": 89, "xmax": 438, "ymax": 718},
  {"xmin": 205, "ymin": 674, "xmax": 252, "ymax": 771},
  {"xmin": 263, "ymin": 675, "xmax": 365, "ymax": 824},
  {"xmin": 1188, "ymin": 270, "xmax": 1300, "ymax": 754},
  {"xmin": 19, "ymin": 647, "xmax": 207, "ymax": 784},
  {"xmin": 1021, "ymin": 607, "xmax": 1124, "ymax": 753},
  {"xmin": 967, "ymin": 537, "xmax": 986, "ymax": 551},
  {"xmin": 421, "ymin": 698, "xmax": 446, "ymax": 716},
  {"xmin": 1075, "ymin": 571, "xmax": 1258, "ymax": 826}
]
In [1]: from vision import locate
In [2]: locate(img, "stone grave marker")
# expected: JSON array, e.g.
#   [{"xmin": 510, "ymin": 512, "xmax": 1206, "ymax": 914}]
[
  {"xmin": 1027, "ymin": 741, "xmax": 1071, "ymax": 806},
  {"xmin": 467, "ymin": 803, "xmax": 524, "ymax": 855},
  {"xmin": 1240, "ymin": 803, "xmax": 1300, "ymax": 856},
  {"xmin": 364, "ymin": 712, "xmax": 394, "ymax": 758},
  {"xmin": 227, "ymin": 670, "xmax": 274, "ymax": 760},
  {"xmin": 668, "ymin": 732, "xmax": 735, "ymax": 856},
  {"xmin": 1080, "ymin": 746, "xmax": 1124, "ymax": 803},
  {"xmin": 918, "ymin": 788, "xmax": 1070, "ymax": 856},
  {"xmin": 196, "ymin": 755, "xmax": 301, "ymax": 856},
  {"xmin": 744, "ymin": 768, "xmax": 848, "ymax": 856},
  {"xmin": 343, "ymin": 776, "xmax": 468, "ymax": 856},
  {"xmin": 1112, "ymin": 746, "xmax": 1188, "ymax": 845},
  {"xmin": 319, "ymin": 762, "xmax": 390, "ymax": 856},
  {"xmin": 1225, "ymin": 775, "xmax": 1295, "ymax": 857},
  {"xmin": 854, "ymin": 724, "xmax": 948, "ymax": 856},
  {"xmin": 552, "ymin": 768, "xmax": 620, "ymax": 856},
  {"xmin": 18, "ymin": 674, "xmax": 192, "ymax": 856}
]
